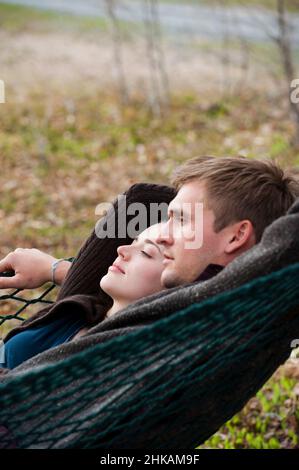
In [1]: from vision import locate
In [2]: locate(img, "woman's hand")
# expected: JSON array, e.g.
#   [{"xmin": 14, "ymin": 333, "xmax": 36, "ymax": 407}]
[{"xmin": 0, "ymin": 248, "xmax": 70, "ymax": 289}]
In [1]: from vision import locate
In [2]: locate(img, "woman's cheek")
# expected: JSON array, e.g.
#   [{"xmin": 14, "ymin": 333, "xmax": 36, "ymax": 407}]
[{"xmin": 149, "ymin": 266, "xmax": 164, "ymax": 290}]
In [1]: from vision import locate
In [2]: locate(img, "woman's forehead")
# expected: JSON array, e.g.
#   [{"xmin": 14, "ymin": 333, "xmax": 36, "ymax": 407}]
[{"xmin": 138, "ymin": 222, "xmax": 162, "ymax": 241}]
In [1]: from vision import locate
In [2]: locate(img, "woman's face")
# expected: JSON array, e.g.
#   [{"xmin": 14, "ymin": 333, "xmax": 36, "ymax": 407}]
[{"xmin": 100, "ymin": 224, "xmax": 165, "ymax": 303}]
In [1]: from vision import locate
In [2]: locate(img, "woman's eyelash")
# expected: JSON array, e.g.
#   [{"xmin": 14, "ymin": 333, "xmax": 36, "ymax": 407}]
[{"xmin": 141, "ymin": 250, "xmax": 151, "ymax": 258}]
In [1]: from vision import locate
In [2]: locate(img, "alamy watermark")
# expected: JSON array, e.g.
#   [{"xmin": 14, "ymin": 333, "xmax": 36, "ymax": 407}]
[
  {"xmin": 95, "ymin": 195, "xmax": 204, "ymax": 249},
  {"xmin": 290, "ymin": 79, "xmax": 299, "ymax": 104},
  {"xmin": 0, "ymin": 80, "xmax": 5, "ymax": 104},
  {"xmin": 290, "ymin": 339, "xmax": 299, "ymax": 359}
]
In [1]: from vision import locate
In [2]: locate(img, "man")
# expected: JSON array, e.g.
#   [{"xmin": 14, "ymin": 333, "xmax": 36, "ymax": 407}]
[
  {"xmin": 156, "ymin": 155, "xmax": 299, "ymax": 288},
  {"xmin": 0, "ymin": 155, "xmax": 298, "ymax": 291}
]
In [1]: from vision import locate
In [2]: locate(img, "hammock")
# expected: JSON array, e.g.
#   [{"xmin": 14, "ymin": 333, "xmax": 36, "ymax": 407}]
[{"xmin": 0, "ymin": 190, "xmax": 298, "ymax": 449}]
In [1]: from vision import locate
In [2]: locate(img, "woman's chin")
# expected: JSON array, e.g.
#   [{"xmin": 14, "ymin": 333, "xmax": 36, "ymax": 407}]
[
  {"xmin": 100, "ymin": 273, "xmax": 120, "ymax": 297},
  {"xmin": 100, "ymin": 274, "xmax": 110, "ymax": 293}
]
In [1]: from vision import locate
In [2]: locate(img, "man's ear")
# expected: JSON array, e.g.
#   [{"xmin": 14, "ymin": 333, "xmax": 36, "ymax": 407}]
[{"xmin": 224, "ymin": 220, "xmax": 255, "ymax": 255}]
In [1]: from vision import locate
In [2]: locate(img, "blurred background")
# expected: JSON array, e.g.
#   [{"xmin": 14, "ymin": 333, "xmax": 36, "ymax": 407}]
[{"xmin": 0, "ymin": 0, "xmax": 299, "ymax": 449}]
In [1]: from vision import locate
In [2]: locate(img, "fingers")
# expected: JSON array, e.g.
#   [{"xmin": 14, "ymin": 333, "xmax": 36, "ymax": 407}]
[
  {"xmin": 0, "ymin": 273, "xmax": 23, "ymax": 290},
  {"xmin": 0, "ymin": 252, "xmax": 20, "ymax": 289},
  {"xmin": 0, "ymin": 249, "xmax": 26, "ymax": 277},
  {"xmin": 0, "ymin": 248, "xmax": 52, "ymax": 290},
  {"xmin": 0, "ymin": 255, "xmax": 13, "ymax": 276}
]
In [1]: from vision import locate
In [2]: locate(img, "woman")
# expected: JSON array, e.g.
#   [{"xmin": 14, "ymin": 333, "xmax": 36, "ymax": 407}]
[{"xmin": 0, "ymin": 223, "xmax": 167, "ymax": 370}]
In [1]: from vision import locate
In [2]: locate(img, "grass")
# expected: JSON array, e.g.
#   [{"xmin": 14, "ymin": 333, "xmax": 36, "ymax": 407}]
[
  {"xmin": 0, "ymin": 87, "xmax": 298, "ymax": 253},
  {"xmin": 0, "ymin": 2, "xmax": 139, "ymax": 37},
  {"xmin": 138, "ymin": 0, "xmax": 299, "ymax": 11},
  {"xmin": 0, "ymin": 2, "xmax": 103, "ymax": 32},
  {"xmin": 199, "ymin": 368, "xmax": 299, "ymax": 449},
  {"xmin": 222, "ymin": 0, "xmax": 299, "ymax": 11}
]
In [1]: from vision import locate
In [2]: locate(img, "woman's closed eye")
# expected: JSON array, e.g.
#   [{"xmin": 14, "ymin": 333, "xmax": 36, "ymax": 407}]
[
  {"xmin": 132, "ymin": 237, "xmax": 161, "ymax": 259},
  {"xmin": 141, "ymin": 250, "xmax": 152, "ymax": 258}
]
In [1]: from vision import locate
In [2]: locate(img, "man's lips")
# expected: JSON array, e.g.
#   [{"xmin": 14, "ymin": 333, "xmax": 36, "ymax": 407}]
[
  {"xmin": 109, "ymin": 262, "xmax": 125, "ymax": 274},
  {"xmin": 163, "ymin": 254, "xmax": 174, "ymax": 264}
]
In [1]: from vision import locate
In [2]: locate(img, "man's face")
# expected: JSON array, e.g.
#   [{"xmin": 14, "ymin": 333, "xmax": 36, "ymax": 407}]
[{"xmin": 155, "ymin": 180, "xmax": 224, "ymax": 288}]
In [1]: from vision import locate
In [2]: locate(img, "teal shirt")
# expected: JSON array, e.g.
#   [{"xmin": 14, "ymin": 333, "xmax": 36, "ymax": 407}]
[{"xmin": 0, "ymin": 311, "xmax": 86, "ymax": 369}]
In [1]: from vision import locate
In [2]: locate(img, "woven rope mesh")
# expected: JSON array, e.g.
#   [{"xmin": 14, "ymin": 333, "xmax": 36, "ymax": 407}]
[
  {"xmin": 0, "ymin": 262, "xmax": 299, "ymax": 449},
  {"xmin": 0, "ymin": 257, "xmax": 74, "ymax": 333},
  {"xmin": 0, "ymin": 282, "xmax": 56, "ymax": 326}
]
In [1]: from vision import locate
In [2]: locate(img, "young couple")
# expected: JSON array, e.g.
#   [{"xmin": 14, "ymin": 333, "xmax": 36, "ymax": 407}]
[{"xmin": 0, "ymin": 155, "xmax": 298, "ymax": 370}]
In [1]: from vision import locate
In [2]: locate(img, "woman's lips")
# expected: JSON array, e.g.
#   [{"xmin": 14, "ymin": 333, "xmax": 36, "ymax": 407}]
[{"xmin": 109, "ymin": 264, "xmax": 125, "ymax": 274}]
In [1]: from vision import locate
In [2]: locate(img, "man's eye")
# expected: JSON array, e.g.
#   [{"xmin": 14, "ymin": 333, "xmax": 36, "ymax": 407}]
[
  {"xmin": 141, "ymin": 250, "xmax": 151, "ymax": 258},
  {"xmin": 174, "ymin": 213, "xmax": 184, "ymax": 223}
]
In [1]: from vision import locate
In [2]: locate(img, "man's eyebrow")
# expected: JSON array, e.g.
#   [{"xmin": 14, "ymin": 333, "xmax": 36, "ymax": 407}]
[
  {"xmin": 133, "ymin": 236, "xmax": 162, "ymax": 254},
  {"xmin": 168, "ymin": 205, "xmax": 190, "ymax": 219}
]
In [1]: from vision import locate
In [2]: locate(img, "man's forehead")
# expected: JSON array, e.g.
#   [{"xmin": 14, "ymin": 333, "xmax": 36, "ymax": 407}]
[
  {"xmin": 176, "ymin": 179, "xmax": 206, "ymax": 199},
  {"xmin": 171, "ymin": 181, "xmax": 206, "ymax": 206}
]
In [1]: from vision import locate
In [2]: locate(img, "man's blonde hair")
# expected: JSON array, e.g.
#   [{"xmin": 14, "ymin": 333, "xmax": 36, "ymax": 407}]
[{"xmin": 171, "ymin": 155, "xmax": 299, "ymax": 242}]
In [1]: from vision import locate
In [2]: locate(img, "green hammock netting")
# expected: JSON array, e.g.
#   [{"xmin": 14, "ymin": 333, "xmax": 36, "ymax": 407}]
[
  {"xmin": 0, "ymin": 257, "xmax": 74, "ymax": 327},
  {"xmin": 0, "ymin": 282, "xmax": 56, "ymax": 326},
  {"xmin": 0, "ymin": 261, "xmax": 298, "ymax": 449}
]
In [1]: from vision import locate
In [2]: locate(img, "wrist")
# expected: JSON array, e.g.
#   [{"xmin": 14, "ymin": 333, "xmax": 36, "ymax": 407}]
[{"xmin": 51, "ymin": 259, "xmax": 72, "ymax": 285}]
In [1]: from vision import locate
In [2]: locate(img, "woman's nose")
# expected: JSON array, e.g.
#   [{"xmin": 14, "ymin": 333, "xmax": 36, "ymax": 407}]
[{"xmin": 117, "ymin": 244, "xmax": 130, "ymax": 260}]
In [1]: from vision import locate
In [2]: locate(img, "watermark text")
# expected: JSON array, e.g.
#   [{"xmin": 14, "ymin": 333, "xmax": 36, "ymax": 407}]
[
  {"xmin": 0, "ymin": 80, "xmax": 5, "ymax": 104},
  {"xmin": 290, "ymin": 78, "xmax": 299, "ymax": 104}
]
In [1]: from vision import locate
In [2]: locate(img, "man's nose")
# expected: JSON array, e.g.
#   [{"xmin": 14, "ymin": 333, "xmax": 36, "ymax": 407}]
[{"xmin": 155, "ymin": 220, "xmax": 174, "ymax": 246}]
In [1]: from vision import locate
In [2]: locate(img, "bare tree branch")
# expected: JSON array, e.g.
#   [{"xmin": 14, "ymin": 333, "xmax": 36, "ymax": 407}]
[
  {"xmin": 143, "ymin": 0, "xmax": 162, "ymax": 116},
  {"xmin": 105, "ymin": 0, "xmax": 129, "ymax": 107},
  {"xmin": 150, "ymin": 0, "xmax": 170, "ymax": 108},
  {"xmin": 143, "ymin": 0, "xmax": 170, "ymax": 116}
]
